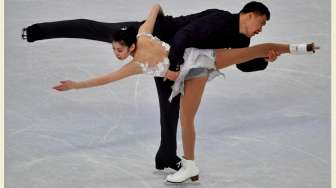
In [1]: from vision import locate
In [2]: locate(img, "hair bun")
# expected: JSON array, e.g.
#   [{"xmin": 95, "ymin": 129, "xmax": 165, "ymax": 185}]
[{"xmin": 113, "ymin": 26, "xmax": 137, "ymax": 47}]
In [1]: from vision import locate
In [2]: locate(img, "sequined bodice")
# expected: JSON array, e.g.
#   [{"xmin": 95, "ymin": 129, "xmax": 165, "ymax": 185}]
[{"xmin": 134, "ymin": 33, "xmax": 170, "ymax": 77}]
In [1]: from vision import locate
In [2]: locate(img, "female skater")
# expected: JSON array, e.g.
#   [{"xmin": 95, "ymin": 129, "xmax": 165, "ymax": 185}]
[
  {"xmin": 23, "ymin": 1, "xmax": 280, "ymax": 172},
  {"xmin": 52, "ymin": 4, "xmax": 319, "ymax": 183}
]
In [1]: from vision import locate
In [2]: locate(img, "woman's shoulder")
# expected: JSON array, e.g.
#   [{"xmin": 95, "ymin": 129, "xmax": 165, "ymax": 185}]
[
  {"xmin": 137, "ymin": 32, "xmax": 154, "ymax": 39},
  {"xmin": 135, "ymin": 36, "xmax": 148, "ymax": 49}
]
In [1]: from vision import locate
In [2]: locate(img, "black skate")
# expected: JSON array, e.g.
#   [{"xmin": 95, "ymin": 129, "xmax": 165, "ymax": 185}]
[{"xmin": 21, "ymin": 27, "xmax": 28, "ymax": 40}]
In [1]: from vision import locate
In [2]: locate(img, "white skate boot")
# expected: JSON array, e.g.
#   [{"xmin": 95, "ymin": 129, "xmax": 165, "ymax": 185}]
[
  {"xmin": 289, "ymin": 42, "xmax": 320, "ymax": 54},
  {"xmin": 166, "ymin": 157, "xmax": 199, "ymax": 183}
]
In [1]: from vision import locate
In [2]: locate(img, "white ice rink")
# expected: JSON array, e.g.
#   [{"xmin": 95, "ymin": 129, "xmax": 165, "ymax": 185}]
[{"xmin": 5, "ymin": 0, "xmax": 331, "ymax": 187}]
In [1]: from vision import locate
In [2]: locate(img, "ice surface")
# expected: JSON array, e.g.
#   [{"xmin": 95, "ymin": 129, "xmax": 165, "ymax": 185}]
[{"xmin": 5, "ymin": 0, "xmax": 331, "ymax": 187}]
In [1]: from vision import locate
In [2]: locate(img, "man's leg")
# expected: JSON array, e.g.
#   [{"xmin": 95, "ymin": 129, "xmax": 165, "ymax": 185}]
[
  {"xmin": 23, "ymin": 19, "xmax": 142, "ymax": 43},
  {"xmin": 154, "ymin": 77, "xmax": 181, "ymax": 170}
]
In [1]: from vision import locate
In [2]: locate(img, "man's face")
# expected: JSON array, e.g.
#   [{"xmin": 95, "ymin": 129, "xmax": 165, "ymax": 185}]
[
  {"xmin": 246, "ymin": 13, "xmax": 267, "ymax": 38},
  {"xmin": 112, "ymin": 41, "xmax": 132, "ymax": 60}
]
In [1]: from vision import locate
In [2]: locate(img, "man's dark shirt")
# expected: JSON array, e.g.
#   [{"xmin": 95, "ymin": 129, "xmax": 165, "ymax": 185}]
[{"xmin": 153, "ymin": 9, "xmax": 268, "ymax": 72}]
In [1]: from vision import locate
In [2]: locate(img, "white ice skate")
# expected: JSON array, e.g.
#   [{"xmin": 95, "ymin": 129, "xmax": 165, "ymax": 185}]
[
  {"xmin": 289, "ymin": 42, "xmax": 320, "ymax": 54},
  {"xmin": 166, "ymin": 157, "xmax": 199, "ymax": 183}
]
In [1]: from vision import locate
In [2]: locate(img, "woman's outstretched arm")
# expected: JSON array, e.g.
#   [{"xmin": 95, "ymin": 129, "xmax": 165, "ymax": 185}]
[
  {"xmin": 53, "ymin": 61, "xmax": 142, "ymax": 91},
  {"xmin": 137, "ymin": 4, "xmax": 162, "ymax": 34}
]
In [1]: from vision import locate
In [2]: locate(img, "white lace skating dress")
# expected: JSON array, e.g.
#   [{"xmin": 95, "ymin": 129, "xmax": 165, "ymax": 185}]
[{"xmin": 135, "ymin": 33, "xmax": 224, "ymax": 101}]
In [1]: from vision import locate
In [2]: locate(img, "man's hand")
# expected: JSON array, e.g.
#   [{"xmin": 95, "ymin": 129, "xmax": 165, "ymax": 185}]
[
  {"xmin": 53, "ymin": 80, "xmax": 78, "ymax": 91},
  {"xmin": 265, "ymin": 49, "xmax": 281, "ymax": 62},
  {"xmin": 165, "ymin": 70, "xmax": 180, "ymax": 81}
]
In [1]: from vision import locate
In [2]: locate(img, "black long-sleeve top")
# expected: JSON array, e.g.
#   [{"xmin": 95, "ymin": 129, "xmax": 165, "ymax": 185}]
[{"xmin": 153, "ymin": 9, "xmax": 268, "ymax": 72}]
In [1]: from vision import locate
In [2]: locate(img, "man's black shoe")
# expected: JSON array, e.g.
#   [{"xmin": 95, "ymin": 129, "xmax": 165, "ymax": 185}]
[
  {"xmin": 21, "ymin": 27, "xmax": 27, "ymax": 40},
  {"xmin": 155, "ymin": 157, "xmax": 182, "ymax": 171}
]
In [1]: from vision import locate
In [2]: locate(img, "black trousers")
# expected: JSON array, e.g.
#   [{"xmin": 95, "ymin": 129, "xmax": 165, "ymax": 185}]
[{"xmin": 28, "ymin": 19, "xmax": 181, "ymax": 164}]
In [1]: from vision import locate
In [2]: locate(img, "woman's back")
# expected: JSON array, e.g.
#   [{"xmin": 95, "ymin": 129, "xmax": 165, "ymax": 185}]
[
  {"xmin": 133, "ymin": 33, "xmax": 170, "ymax": 77},
  {"xmin": 134, "ymin": 33, "xmax": 169, "ymax": 66}
]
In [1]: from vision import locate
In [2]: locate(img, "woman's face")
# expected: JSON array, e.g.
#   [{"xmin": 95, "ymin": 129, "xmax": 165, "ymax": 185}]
[{"xmin": 112, "ymin": 41, "xmax": 132, "ymax": 60}]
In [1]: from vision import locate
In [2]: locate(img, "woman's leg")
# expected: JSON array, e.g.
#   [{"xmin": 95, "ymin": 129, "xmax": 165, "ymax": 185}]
[
  {"xmin": 216, "ymin": 42, "xmax": 319, "ymax": 69},
  {"xmin": 23, "ymin": 19, "xmax": 142, "ymax": 43},
  {"xmin": 180, "ymin": 76, "xmax": 208, "ymax": 160},
  {"xmin": 215, "ymin": 43, "xmax": 290, "ymax": 69},
  {"xmin": 166, "ymin": 76, "xmax": 207, "ymax": 183}
]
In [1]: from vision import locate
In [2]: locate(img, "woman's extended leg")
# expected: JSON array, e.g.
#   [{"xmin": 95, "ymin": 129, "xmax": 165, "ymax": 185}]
[{"xmin": 215, "ymin": 43, "xmax": 317, "ymax": 69}]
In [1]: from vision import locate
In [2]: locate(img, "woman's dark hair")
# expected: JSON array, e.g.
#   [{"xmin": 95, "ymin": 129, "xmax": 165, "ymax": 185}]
[
  {"xmin": 113, "ymin": 26, "xmax": 137, "ymax": 47},
  {"xmin": 240, "ymin": 1, "xmax": 270, "ymax": 20}
]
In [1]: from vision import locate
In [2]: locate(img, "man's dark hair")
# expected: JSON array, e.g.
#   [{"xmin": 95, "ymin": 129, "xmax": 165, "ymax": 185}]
[
  {"xmin": 240, "ymin": 1, "xmax": 270, "ymax": 20},
  {"xmin": 113, "ymin": 26, "xmax": 137, "ymax": 47}
]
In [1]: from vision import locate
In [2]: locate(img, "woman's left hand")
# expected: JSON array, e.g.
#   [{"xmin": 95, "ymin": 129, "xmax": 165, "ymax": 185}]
[
  {"xmin": 53, "ymin": 80, "xmax": 78, "ymax": 91},
  {"xmin": 165, "ymin": 70, "xmax": 180, "ymax": 81}
]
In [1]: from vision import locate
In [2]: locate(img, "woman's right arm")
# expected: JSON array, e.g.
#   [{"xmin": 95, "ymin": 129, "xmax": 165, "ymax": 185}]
[
  {"xmin": 53, "ymin": 61, "xmax": 142, "ymax": 91},
  {"xmin": 138, "ymin": 4, "xmax": 162, "ymax": 34}
]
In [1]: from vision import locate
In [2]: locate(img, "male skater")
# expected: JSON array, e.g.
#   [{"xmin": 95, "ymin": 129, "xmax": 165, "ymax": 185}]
[{"xmin": 22, "ymin": 1, "xmax": 277, "ymax": 171}]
